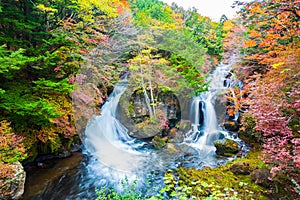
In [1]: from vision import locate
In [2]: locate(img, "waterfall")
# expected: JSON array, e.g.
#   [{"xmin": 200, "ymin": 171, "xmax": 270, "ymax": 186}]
[
  {"xmin": 83, "ymin": 61, "xmax": 238, "ymax": 177},
  {"xmin": 84, "ymin": 78, "xmax": 152, "ymax": 184},
  {"xmin": 185, "ymin": 62, "xmax": 234, "ymax": 152}
]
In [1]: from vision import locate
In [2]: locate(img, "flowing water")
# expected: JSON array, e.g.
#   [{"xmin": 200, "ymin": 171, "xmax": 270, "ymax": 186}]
[{"xmin": 22, "ymin": 59, "xmax": 248, "ymax": 199}]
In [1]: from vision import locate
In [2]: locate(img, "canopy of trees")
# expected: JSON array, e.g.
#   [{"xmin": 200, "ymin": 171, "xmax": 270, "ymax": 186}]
[{"xmin": 0, "ymin": 0, "xmax": 225, "ymax": 164}]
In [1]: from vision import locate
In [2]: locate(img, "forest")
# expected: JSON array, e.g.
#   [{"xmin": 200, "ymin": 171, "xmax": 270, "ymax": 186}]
[{"xmin": 0, "ymin": 0, "xmax": 299, "ymax": 199}]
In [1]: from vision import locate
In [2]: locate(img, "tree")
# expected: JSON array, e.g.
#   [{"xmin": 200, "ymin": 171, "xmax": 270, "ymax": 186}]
[{"xmin": 235, "ymin": 0, "xmax": 300, "ymax": 181}]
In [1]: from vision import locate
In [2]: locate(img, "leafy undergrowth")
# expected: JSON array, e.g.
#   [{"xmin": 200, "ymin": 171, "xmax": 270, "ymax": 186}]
[
  {"xmin": 161, "ymin": 151, "xmax": 269, "ymax": 200},
  {"xmin": 95, "ymin": 149, "xmax": 300, "ymax": 199},
  {"xmin": 96, "ymin": 152, "xmax": 269, "ymax": 200}
]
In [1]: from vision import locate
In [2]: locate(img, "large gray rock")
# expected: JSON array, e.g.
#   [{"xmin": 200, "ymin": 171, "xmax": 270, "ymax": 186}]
[
  {"xmin": 117, "ymin": 87, "xmax": 182, "ymax": 139},
  {"xmin": 0, "ymin": 162, "xmax": 26, "ymax": 200},
  {"xmin": 214, "ymin": 138, "xmax": 239, "ymax": 157}
]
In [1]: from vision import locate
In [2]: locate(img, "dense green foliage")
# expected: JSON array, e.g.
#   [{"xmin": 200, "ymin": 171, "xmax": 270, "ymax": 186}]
[
  {"xmin": 0, "ymin": 0, "xmax": 226, "ymax": 164},
  {"xmin": 0, "ymin": 0, "xmax": 127, "ymax": 162}
]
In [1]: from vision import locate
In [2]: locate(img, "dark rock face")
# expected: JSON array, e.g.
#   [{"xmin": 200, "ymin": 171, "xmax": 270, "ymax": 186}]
[
  {"xmin": 230, "ymin": 162, "xmax": 253, "ymax": 175},
  {"xmin": 117, "ymin": 87, "xmax": 182, "ymax": 139},
  {"xmin": 214, "ymin": 138, "xmax": 239, "ymax": 157},
  {"xmin": 0, "ymin": 162, "xmax": 26, "ymax": 200}
]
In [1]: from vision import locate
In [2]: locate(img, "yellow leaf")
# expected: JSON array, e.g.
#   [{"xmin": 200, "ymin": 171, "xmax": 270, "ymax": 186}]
[
  {"xmin": 37, "ymin": 4, "xmax": 58, "ymax": 13},
  {"xmin": 280, "ymin": 68, "xmax": 290, "ymax": 74},
  {"xmin": 222, "ymin": 20, "xmax": 234, "ymax": 32},
  {"xmin": 272, "ymin": 62, "xmax": 284, "ymax": 69}
]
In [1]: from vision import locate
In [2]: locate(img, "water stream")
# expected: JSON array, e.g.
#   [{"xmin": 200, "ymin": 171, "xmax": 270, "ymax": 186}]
[{"xmin": 22, "ymin": 58, "xmax": 247, "ymax": 199}]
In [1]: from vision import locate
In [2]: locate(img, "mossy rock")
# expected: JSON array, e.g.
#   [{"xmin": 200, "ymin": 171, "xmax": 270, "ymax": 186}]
[
  {"xmin": 151, "ymin": 135, "xmax": 166, "ymax": 150},
  {"xmin": 238, "ymin": 114, "xmax": 263, "ymax": 147},
  {"xmin": 214, "ymin": 138, "xmax": 239, "ymax": 157},
  {"xmin": 131, "ymin": 124, "xmax": 161, "ymax": 139},
  {"xmin": 230, "ymin": 162, "xmax": 253, "ymax": 175},
  {"xmin": 177, "ymin": 120, "xmax": 191, "ymax": 133}
]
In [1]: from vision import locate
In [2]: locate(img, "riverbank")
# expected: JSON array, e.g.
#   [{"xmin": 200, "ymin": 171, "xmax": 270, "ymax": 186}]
[{"xmin": 21, "ymin": 152, "xmax": 83, "ymax": 200}]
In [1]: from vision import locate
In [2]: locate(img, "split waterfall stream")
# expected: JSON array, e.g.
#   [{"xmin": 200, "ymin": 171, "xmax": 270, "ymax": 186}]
[{"xmin": 22, "ymin": 57, "xmax": 247, "ymax": 199}]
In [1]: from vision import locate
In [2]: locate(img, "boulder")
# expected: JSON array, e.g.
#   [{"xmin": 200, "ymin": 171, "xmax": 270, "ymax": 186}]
[
  {"xmin": 129, "ymin": 124, "xmax": 161, "ymax": 139},
  {"xmin": 0, "ymin": 162, "xmax": 26, "ymax": 200},
  {"xmin": 169, "ymin": 129, "xmax": 184, "ymax": 143},
  {"xmin": 214, "ymin": 138, "xmax": 239, "ymax": 157},
  {"xmin": 117, "ymin": 88, "xmax": 182, "ymax": 140},
  {"xmin": 230, "ymin": 162, "xmax": 253, "ymax": 175}
]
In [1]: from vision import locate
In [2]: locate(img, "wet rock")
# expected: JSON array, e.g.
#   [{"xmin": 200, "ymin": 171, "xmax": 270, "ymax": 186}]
[
  {"xmin": 214, "ymin": 138, "xmax": 239, "ymax": 157},
  {"xmin": 169, "ymin": 128, "xmax": 184, "ymax": 143},
  {"xmin": 0, "ymin": 162, "xmax": 26, "ymax": 200},
  {"xmin": 251, "ymin": 168, "xmax": 272, "ymax": 187},
  {"xmin": 215, "ymin": 94, "xmax": 227, "ymax": 124},
  {"xmin": 130, "ymin": 125, "xmax": 160, "ymax": 139},
  {"xmin": 166, "ymin": 143, "xmax": 179, "ymax": 154},
  {"xmin": 230, "ymin": 162, "xmax": 253, "ymax": 175},
  {"xmin": 177, "ymin": 120, "xmax": 191, "ymax": 134},
  {"xmin": 179, "ymin": 145, "xmax": 199, "ymax": 157}
]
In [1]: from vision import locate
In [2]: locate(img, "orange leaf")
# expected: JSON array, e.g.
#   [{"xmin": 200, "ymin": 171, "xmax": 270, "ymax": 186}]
[
  {"xmin": 242, "ymin": 40, "xmax": 257, "ymax": 48},
  {"xmin": 249, "ymin": 30, "xmax": 262, "ymax": 38}
]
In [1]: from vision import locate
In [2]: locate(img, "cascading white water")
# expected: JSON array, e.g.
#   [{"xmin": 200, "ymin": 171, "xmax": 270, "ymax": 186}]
[
  {"xmin": 84, "ymin": 60, "xmax": 237, "ymax": 174},
  {"xmin": 185, "ymin": 61, "xmax": 235, "ymax": 155},
  {"xmin": 84, "ymin": 79, "xmax": 153, "ymax": 184}
]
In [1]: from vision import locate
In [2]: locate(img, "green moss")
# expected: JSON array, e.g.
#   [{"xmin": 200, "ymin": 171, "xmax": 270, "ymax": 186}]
[
  {"xmin": 162, "ymin": 151, "xmax": 269, "ymax": 199},
  {"xmin": 214, "ymin": 138, "xmax": 239, "ymax": 157},
  {"xmin": 238, "ymin": 114, "xmax": 263, "ymax": 147},
  {"xmin": 152, "ymin": 135, "xmax": 166, "ymax": 150}
]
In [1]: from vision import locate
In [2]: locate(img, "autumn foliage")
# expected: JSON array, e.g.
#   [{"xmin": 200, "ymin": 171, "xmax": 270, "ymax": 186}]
[
  {"xmin": 234, "ymin": 0, "xmax": 300, "ymax": 182},
  {"xmin": 0, "ymin": 121, "xmax": 26, "ymax": 163}
]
